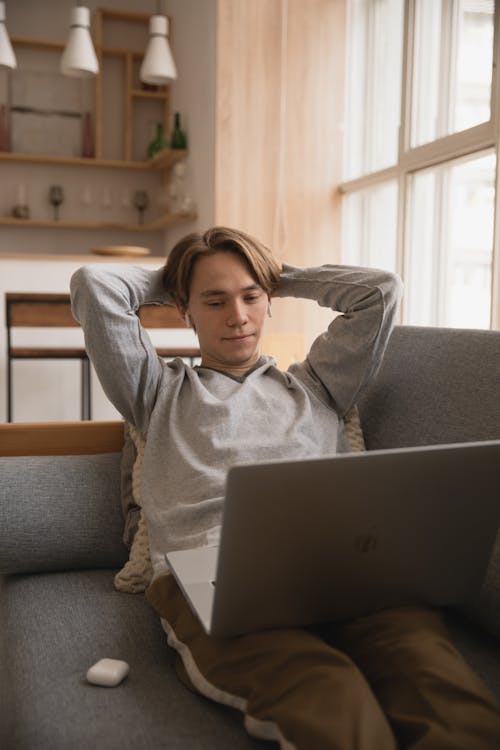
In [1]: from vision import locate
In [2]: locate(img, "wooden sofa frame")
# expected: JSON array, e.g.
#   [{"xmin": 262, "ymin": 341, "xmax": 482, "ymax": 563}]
[{"xmin": 0, "ymin": 421, "xmax": 125, "ymax": 457}]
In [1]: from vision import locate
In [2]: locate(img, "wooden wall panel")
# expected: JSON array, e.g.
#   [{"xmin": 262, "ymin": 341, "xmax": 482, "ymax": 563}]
[
  {"xmin": 215, "ymin": 0, "xmax": 346, "ymax": 351},
  {"xmin": 215, "ymin": 0, "xmax": 283, "ymax": 243}
]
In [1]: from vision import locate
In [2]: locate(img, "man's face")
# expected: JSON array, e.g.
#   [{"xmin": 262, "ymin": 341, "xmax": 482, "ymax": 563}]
[{"xmin": 185, "ymin": 251, "xmax": 269, "ymax": 375}]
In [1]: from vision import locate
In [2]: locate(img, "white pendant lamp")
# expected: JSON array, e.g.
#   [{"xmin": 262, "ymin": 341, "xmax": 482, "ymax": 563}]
[
  {"xmin": 61, "ymin": 4, "xmax": 98, "ymax": 78},
  {"xmin": 0, "ymin": 1, "xmax": 16, "ymax": 70},
  {"xmin": 140, "ymin": 14, "xmax": 177, "ymax": 85}
]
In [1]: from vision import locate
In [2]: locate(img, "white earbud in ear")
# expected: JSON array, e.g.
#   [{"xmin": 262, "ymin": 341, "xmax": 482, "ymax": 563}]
[
  {"xmin": 267, "ymin": 303, "xmax": 272, "ymax": 319},
  {"xmin": 184, "ymin": 312, "xmax": 191, "ymax": 327}
]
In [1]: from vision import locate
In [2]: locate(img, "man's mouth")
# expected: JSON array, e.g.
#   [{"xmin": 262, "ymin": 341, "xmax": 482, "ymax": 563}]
[{"xmin": 222, "ymin": 333, "xmax": 254, "ymax": 342}]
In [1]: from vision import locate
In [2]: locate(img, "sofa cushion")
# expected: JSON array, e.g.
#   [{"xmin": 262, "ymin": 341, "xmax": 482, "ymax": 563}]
[
  {"xmin": 358, "ymin": 326, "xmax": 500, "ymax": 642},
  {"xmin": 0, "ymin": 569, "xmax": 269, "ymax": 750},
  {"xmin": 0, "ymin": 454, "xmax": 127, "ymax": 574},
  {"xmin": 1, "ymin": 571, "xmax": 498, "ymax": 750},
  {"xmin": 457, "ymin": 527, "xmax": 500, "ymax": 640},
  {"xmin": 359, "ymin": 326, "xmax": 500, "ymax": 450},
  {"xmin": 444, "ymin": 611, "xmax": 500, "ymax": 701}
]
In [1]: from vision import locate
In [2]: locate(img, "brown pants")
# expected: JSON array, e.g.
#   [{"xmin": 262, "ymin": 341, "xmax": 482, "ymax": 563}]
[{"xmin": 147, "ymin": 575, "xmax": 500, "ymax": 750}]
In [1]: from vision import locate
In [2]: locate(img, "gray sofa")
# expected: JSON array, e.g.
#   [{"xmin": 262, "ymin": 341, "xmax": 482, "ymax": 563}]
[{"xmin": 1, "ymin": 325, "xmax": 500, "ymax": 750}]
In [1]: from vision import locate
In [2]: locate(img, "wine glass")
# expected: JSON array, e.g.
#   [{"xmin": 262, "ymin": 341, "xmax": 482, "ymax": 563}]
[
  {"xmin": 49, "ymin": 185, "xmax": 64, "ymax": 221},
  {"xmin": 133, "ymin": 190, "xmax": 149, "ymax": 225}
]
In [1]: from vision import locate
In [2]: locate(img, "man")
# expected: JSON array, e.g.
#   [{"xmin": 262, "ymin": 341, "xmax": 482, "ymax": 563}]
[{"xmin": 71, "ymin": 226, "xmax": 500, "ymax": 750}]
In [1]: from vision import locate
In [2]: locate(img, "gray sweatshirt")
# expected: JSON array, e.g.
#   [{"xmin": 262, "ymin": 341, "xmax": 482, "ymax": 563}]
[{"xmin": 71, "ymin": 262, "xmax": 403, "ymax": 577}]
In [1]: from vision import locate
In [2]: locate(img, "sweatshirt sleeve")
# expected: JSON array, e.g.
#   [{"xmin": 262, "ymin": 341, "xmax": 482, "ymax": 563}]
[
  {"xmin": 277, "ymin": 263, "xmax": 403, "ymax": 418},
  {"xmin": 70, "ymin": 263, "xmax": 172, "ymax": 432}
]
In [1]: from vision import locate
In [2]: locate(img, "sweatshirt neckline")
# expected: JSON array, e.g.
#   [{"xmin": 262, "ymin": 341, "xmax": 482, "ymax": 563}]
[{"xmin": 195, "ymin": 356, "xmax": 273, "ymax": 383}]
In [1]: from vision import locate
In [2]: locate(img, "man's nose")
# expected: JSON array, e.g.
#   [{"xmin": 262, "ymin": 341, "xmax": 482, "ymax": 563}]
[{"xmin": 227, "ymin": 300, "xmax": 248, "ymax": 326}]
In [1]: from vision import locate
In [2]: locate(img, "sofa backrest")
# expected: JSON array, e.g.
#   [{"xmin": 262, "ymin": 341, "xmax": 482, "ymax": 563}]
[
  {"xmin": 359, "ymin": 325, "xmax": 500, "ymax": 450},
  {"xmin": 2, "ymin": 326, "xmax": 499, "ymax": 575},
  {"xmin": 0, "ymin": 452, "xmax": 128, "ymax": 575},
  {"xmin": 0, "ymin": 422, "xmax": 127, "ymax": 575}
]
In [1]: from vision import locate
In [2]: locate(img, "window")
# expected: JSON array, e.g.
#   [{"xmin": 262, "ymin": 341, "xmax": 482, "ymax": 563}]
[
  {"xmin": 342, "ymin": 180, "xmax": 398, "ymax": 271},
  {"xmin": 405, "ymin": 151, "xmax": 495, "ymax": 328},
  {"xmin": 411, "ymin": 0, "xmax": 494, "ymax": 146},
  {"xmin": 343, "ymin": 0, "xmax": 404, "ymax": 178},
  {"xmin": 340, "ymin": 0, "xmax": 498, "ymax": 329}
]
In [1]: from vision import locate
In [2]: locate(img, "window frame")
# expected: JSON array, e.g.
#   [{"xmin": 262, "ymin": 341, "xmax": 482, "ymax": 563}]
[{"xmin": 339, "ymin": 0, "xmax": 500, "ymax": 329}]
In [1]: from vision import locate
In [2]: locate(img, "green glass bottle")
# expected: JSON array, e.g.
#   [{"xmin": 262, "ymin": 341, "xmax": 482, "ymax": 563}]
[
  {"xmin": 148, "ymin": 122, "xmax": 167, "ymax": 158},
  {"xmin": 170, "ymin": 112, "xmax": 187, "ymax": 149}
]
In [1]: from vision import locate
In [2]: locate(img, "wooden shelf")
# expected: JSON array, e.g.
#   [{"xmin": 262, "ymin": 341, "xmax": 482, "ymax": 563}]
[
  {"xmin": 149, "ymin": 148, "xmax": 188, "ymax": 170},
  {"xmin": 0, "ymin": 149, "xmax": 188, "ymax": 171},
  {"xmin": 131, "ymin": 89, "xmax": 168, "ymax": 100},
  {"xmin": 0, "ymin": 212, "xmax": 196, "ymax": 232},
  {"xmin": 10, "ymin": 35, "xmax": 64, "ymax": 51}
]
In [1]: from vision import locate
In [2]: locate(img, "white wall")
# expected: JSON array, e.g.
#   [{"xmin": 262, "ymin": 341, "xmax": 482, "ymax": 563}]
[{"xmin": 163, "ymin": 0, "xmax": 217, "ymax": 247}]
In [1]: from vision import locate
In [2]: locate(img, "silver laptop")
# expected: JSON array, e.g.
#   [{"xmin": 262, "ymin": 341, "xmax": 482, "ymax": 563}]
[{"xmin": 166, "ymin": 439, "xmax": 500, "ymax": 638}]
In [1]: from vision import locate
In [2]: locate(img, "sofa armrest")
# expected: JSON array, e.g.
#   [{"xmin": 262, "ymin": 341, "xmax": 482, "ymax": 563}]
[
  {"xmin": 0, "ymin": 422, "xmax": 127, "ymax": 575},
  {"xmin": 0, "ymin": 420, "xmax": 125, "ymax": 457}
]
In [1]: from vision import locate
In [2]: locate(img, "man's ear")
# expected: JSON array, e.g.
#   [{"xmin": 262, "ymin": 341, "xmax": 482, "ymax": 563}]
[
  {"xmin": 177, "ymin": 303, "xmax": 192, "ymax": 329},
  {"xmin": 175, "ymin": 302, "xmax": 191, "ymax": 328}
]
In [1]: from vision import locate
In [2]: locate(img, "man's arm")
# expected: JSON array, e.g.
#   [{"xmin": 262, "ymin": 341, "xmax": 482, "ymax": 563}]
[
  {"xmin": 70, "ymin": 264, "xmax": 171, "ymax": 432},
  {"xmin": 276, "ymin": 263, "xmax": 403, "ymax": 417}
]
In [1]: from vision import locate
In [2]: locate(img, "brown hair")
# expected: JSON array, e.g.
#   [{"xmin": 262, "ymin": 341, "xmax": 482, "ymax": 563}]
[{"xmin": 163, "ymin": 226, "xmax": 281, "ymax": 308}]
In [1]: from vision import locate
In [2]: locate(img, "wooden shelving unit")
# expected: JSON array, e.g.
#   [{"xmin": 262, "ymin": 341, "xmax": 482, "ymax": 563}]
[
  {"xmin": 0, "ymin": 211, "xmax": 196, "ymax": 232},
  {"xmin": 0, "ymin": 148, "xmax": 188, "ymax": 171},
  {"xmin": 93, "ymin": 8, "xmax": 170, "ymax": 163},
  {"xmin": 2, "ymin": 11, "xmax": 194, "ymax": 234}
]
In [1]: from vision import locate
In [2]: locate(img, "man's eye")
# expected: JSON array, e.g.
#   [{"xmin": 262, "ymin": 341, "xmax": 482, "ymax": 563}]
[
  {"xmin": 207, "ymin": 301, "xmax": 223, "ymax": 307},
  {"xmin": 245, "ymin": 295, "xmax": 261, "ymax": 303}
]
